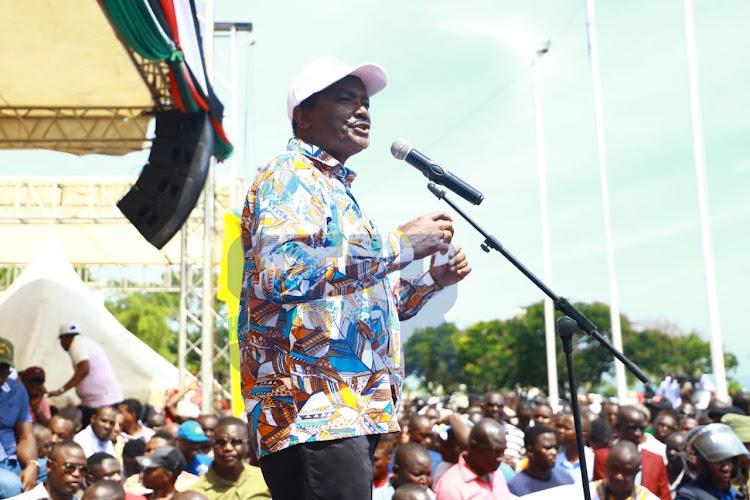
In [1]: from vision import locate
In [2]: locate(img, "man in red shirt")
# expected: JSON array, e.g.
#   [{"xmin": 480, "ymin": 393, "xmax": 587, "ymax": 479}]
[{"xmin": 593, "ymin": 405, "xmax": 670, "ymax": 500}]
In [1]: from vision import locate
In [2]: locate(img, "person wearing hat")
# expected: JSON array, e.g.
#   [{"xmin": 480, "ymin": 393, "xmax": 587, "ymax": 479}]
[
  {"xmin": 137, "ymin": 446, "xmax": 186, "ymax": 500},
  {"xmin": 676, "ymin": 423, "xmax": 750, "ymax": 500},
  {"xmin": 0, "ymin": 336, "xmax": 40, "ymax": 496},
  {"xmin": 177, "ymin": 422, "xmax": 212, "ymax": 477},
  {"xmin": 49, "ymin": 322, "xmax": 123, "ymax": 427},
  {"xmin": 237, "ymin": 56, "xmax": 472, "ymax": 500},
  {"xmin": 19, "ymin": 366, "xmax": 51, "ymax": 426},
  {"xmin": 721, "ymin": 414, "xmax": 750, "ymax": 498}
]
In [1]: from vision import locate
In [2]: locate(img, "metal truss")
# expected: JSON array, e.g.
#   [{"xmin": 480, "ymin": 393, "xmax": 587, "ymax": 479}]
[
  {"xmin": 0, "ymin": 175, "xmax": 243, "ymax": 412},
  {"xmin": 0, "ymin": 107, "xmax": 154, "ymax": 156}
]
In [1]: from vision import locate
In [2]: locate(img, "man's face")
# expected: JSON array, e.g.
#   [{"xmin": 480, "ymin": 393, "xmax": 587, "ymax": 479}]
[
  {"xmin": 665, "ymin": 433, "xmax": 686, "ymax": 469},
  {"xmin": 88, "ymin": 457, "xmax": 123, "ymax": 484},
  {"xmin": 36, "ymin": 428, "xmax": 53, "ymax": 459},
  {"xmin": 555, "ymin": 415, "xmax": 576, "ymax": 447},
  {"xmin": 111, "ymin": 412, "xmax": 123, "ymax": 441},
  {"xmin": 483, "ymin": 394, "xmax": 505, "ymax": 421},
  {"xmin": 22, "ymin": 378, "xmax": 45, "ymax": 400},
  {"xmin": 373, "ymin": 446, "xmax": 392, "ymax": 481},
  {"xmin": 178, "ymin": 438, "xmax": 202, "ymax": 462},
  {"xmin": 49, "ymin": 416, "xmax": 75, "ymax": 443},
  {"xmin": 437, "ymin": 435, "xmax": 460, "ymax": 464},
  {"xmin": 199, "ymin": 417, "xmax": 218, "ymax": 441},
  {"xmin": 679, "ymin": 417, "xmax": 699, "ymax": 433},
  {"xmin": 468, "ymin": 432, "xmax": 506, "ymax": 476},
  {"xmin": 147, "ymin": 413, "xmax": 165, "ymax": 432},
  {"xmin": 59, "ymin": 335, "xmax": 74, "ymax": 351},
  {"xmin": 48, "ymin": 446, "xmax": 87, "ymax": 496},
  {"xmin": 117, "ymin": 404, "xmax": 135, "ymax": 427},
  {"xmin": 141, "ymin": 466, "xmax": 169, "ymax": 490},
  {"xmin": 213, "ymin": 424, "xmax": 248, "ymax": 468},
  {"xmin": 0, "ymin": 363, "xmax": 11, "ymax": 386},
  {"xmin": 532, "ymin": 406, "xmax": 554, "ymax": 428},
  {"xmin": 706, "ymin": 458, "xmax": 733, "ymax": 491},
  {"xmin": 606, "ymin": 453, "xmax": 640, "ymax": 498},
  {"xmin": 617, "ymin": 411, "xmax": 646, "ymax": 445},
  {"xmin": 410, "ymin": 421, "xmax": 435, "ymax": 450},
  {"xmin": 654, "ymin": 413, "xmax": 677, "ymax": 442},
  {"xmin": 298, "ymin": 75, "xmax": 371, "ymax": 164},
  {"xmin": 530, "ymin": 433, "xmax": 558, "ymax": 470},
  {"xmin": 602, "ymin": 404, "xmax": 619, "ymax": 427},
  {"xmin": 395, "ymin": 453, "xmax": 432, "ymax": 490},
  {"xmin": 91, "ymin": 408, "xmax": 117, "ymax": 441},
  {"xmin": 677, "ymin": 404, "xmax": 697, "ymax": 421}
]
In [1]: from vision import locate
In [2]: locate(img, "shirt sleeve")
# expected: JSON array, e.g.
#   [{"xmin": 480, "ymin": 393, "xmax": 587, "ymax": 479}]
[
  {"xmin": 392, "ymin": 270, "xmax": 443, "ymax": 321},
  {"xmin": 16, "ymin": 382, "xmax": 32, "ymax": 424},
  {"xmin": 245, "ymin": 165, "xmax": 415, "ymax": 304},
  {"xmin": 68, "ymin": 337, "xmax": 92, "ymax": 364}
]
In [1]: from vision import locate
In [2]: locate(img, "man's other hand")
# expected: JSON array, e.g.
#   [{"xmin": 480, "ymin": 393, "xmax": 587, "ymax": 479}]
[
  {"xmin": 429, "ymin": 245, "xmax": 471, "ymax": 288},
  {"xmin": 398, "ymin": 212, "xmax": 454, "ymax": 260}
]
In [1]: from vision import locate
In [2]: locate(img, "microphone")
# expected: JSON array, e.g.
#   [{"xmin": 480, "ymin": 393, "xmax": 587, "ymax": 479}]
[{"xmin": 391, "ymin": 139, "xmax": 484, "ymax": 205}]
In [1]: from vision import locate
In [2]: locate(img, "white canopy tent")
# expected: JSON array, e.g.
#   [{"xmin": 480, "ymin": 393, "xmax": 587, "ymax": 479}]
[{"xmin": 0, "ymin": 235, "xmax": 178, "ymax": 405}]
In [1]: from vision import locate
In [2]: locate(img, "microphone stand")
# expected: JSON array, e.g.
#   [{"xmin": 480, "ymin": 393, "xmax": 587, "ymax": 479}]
[{"xmin": 427, "ymin": 182, "xmax": 651, "ymax": 499}]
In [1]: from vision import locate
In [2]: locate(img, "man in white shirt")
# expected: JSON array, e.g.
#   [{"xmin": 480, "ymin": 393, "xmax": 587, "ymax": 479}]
[
  {"xmin": 49, "ymin": 322, "xmax": 123, "ymax": 427},
  {"xmin": 73, "ymin": 407, "xmax": 116, "ymax": 458}
]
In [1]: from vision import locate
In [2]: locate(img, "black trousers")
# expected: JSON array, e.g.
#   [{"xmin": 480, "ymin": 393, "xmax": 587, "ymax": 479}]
[{"xmin": 260, "ymin": 435, "xmax": 380, "ymax": 500}]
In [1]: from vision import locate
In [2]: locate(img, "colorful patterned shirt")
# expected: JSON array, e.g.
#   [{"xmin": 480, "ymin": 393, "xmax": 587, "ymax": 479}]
[
  {"xmin": 591, "ymin": 479, "xmax": 660, "ymax": 500},
  {"xmin": 238, "ymin": 138, "xmax": 442, "ymax": 457}
]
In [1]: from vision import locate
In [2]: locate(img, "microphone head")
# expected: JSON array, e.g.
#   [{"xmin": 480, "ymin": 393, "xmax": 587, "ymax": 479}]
[{"xmin": 390, "ymin": 138, "xmax": 412, "ymax": 160}]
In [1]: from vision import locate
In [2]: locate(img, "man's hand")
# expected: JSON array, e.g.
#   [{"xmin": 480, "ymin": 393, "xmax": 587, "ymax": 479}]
[
  {"xmin": 397, "ymin": 212, "xmax": 454, "ymax": 261},
  {"xmin": 20, "ymin": 463, "xmax": 38, "ymax": 491},
  {"xmin": 47, "ymin": 388, "xmax": 63, "ymax": 397},
  {"xmin": 430, "ymin": 245, "xmax": 471, "ymax": 288}
]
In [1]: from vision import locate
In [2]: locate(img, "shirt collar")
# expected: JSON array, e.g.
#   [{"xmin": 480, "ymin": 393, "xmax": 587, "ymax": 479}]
[
  {"xmin": 287, "ymin": 138, "xmax": 357, "ymax": 186},
  {"xmin": 457, "ymin": 452, "xmax": 492, "ymax": 484}
]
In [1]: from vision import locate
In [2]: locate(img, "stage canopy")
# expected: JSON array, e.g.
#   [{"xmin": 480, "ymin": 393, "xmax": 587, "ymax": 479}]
[{"xmin": 0, "ymin": 0, "xmax": 232, "ymax": 159}]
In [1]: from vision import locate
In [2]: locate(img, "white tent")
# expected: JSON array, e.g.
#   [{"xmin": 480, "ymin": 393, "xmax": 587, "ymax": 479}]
[{"xmin": 0, "ymin": 235, "xmax": 178, "ymax": 405}]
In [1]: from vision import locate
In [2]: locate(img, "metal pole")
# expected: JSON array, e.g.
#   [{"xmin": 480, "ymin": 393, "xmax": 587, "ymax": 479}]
[
  {"xmin": 585, "ymin": 0, "xmax": 627, "ymax": 402},
  {"xmin": 683, "ymin": 0, "xmax": 727, "ymax": 401},
  {"xmin": 178, "ymin": 224, "xmax": 188, "ymax": 391},
  {"xmin": 201, "ymin": 0, "xmax": 216, "ymax": 415},
  {"xmin": 531, "ymin": 44, "xmax": 559, "ymax": 409}
]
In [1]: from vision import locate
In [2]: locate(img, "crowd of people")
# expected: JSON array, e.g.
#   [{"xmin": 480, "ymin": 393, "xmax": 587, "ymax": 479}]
[
  {"xmin": 0, "ymin": 331, "xmax": 270, "ymax": 500},
  {"xmin": 4, "ymin": 320, "xmax": 750, "ymax": 499},
  {"xmin": 375, "ymin": 389, "xmax": 750, "ymax": 499}
]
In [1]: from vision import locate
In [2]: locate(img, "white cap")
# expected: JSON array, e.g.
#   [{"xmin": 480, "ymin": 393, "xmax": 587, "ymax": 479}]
[
  {"xmin": 287, "ymin": 57, "xmax": 388, "ymax": 121},
  {"xmin": 175, "ymin": 400, "xmax": 200, "ymax": 419},
  {"xmin": 59, "ymin": 321, "xmax": 81, "ymax": 337}
]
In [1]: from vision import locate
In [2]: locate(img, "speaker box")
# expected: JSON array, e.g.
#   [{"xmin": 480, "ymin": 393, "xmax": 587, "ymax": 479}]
[{"xmin": 118, "ymin": 110, "xmax": 214, "ymax": 249}]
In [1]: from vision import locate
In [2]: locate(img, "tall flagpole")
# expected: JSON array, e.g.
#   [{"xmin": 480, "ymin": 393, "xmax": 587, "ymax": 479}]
[
  {"xmin": 531, "ymin": 42, "xmax": 560, "ymax": 408},
  {"xmin": 682, "ymin": 0, "xmax": 727, "ymax": 401},
  {"xmin": 585, "ymin": 0, "xmax": 627, "ymax": 402}
]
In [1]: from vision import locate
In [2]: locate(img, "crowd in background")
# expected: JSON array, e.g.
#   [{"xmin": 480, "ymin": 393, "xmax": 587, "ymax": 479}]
[{"xmin": 3, "ymin": 328, "xmax": 750, "ymax": 499}]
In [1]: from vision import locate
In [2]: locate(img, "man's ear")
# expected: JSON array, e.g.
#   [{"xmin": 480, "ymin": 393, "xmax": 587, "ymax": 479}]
[{"xmin": 293, "ymin": 106, "xmax": 311, "ymax": 131}]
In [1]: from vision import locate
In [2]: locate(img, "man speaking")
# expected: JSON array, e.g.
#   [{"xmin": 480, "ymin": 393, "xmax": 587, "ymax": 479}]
[{"xmin": 237, "ymin": 57, "xmax": 471, "ymax": 500}]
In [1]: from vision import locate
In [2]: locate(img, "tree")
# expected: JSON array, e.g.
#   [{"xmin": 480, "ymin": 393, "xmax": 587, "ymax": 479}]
[
  {"xmin": 105, "ymin": 291, "xmax": 180, "ymax": 364},
  {"xmin": 403, "ymin": 323, "xmax": 463, "ymax": 392},
  {"xmin": 401, "ymin": 300, "xmax": 738, "ymax": 395}
]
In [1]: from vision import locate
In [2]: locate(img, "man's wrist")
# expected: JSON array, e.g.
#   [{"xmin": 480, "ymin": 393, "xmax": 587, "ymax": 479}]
[{"xmin": 25, "ymin": 459, "xmax": 40, "ymax": 469}]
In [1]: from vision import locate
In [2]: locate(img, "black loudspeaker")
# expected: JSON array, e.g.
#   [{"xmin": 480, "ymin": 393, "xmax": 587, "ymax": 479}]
[{"xmin": 118, "ymin": 110, "xmax": 214, "ymax": 249}]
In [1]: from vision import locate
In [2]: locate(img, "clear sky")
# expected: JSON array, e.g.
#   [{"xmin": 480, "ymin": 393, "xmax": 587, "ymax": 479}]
[{"xmin": 6, "ymin": 1, "xmax": 750, "ymax": 387}]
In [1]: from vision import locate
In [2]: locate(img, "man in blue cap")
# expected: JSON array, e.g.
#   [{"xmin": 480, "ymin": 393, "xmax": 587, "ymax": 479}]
[
  {"xmin": 0, "ymin": 336, "xmax": 39, "ymax": 496},
  {"xmin": 177, "ymin": 421, "xmax": 212, "ymax": 476}
]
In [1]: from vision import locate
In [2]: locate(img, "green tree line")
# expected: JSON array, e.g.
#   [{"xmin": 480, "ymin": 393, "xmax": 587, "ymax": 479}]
[{"xmin": 403, "ymin": 301, "xmax": 738, "ymax": 395}]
